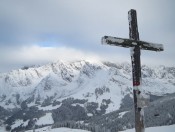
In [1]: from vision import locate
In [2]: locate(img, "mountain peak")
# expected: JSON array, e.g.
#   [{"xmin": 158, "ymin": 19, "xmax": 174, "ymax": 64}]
[{"xmin": 0, "ymin": 60, "xmax": 174, "ymax": 110}]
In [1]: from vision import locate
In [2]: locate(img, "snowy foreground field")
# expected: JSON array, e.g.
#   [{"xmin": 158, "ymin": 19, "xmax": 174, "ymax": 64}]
[
  {"xmin": 120, "ymin": 124, "xmax": 175, "ymax": 132},
  {"xmin": 0, "ymin": 126, "xmax": 90, "ymax": 132},
  {"xmin": 1, "ymin": 125, "xmax": 175, "ymax": 132},
  {"xmin": 26, "ymin": 127, "xmax": 90, "ymax": 132},
  {"xmin": 28, "ymin": 124, "xmax": 175, "ymax": 132}
]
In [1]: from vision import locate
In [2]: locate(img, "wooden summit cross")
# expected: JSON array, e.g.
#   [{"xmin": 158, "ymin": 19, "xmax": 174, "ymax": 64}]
[{"xmin": 101, "ymin": 9, "xmax": 164, "ymax": 132}]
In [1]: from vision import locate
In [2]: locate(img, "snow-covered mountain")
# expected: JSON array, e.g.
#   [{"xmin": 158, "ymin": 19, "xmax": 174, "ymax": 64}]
[
  {"xmin": 0, "ymin": 60, "xmax": 130, "ymax": 111},
  {"xmin": 1, "ymin": 60, "xmax": 175, "ymax": 109},
  {"xmin": 0, "ymin": 60, "xmax": 175, "ymax": 131}
]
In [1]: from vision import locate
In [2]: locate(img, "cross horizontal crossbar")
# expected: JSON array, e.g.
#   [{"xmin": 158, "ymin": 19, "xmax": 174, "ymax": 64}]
[{"xmin": 102, "ymin": 36, "xmax": 164, "ymax": 51}]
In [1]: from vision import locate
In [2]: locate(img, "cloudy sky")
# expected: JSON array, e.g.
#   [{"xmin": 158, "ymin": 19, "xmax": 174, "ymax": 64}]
[{"xmin": 0, "ymin": 0, "xmax": 174, "ymax": 72}]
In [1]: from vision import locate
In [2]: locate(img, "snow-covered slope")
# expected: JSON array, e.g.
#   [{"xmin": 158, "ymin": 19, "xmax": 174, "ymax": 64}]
[
  {"xmin": 26, "ymin": 127, "xmax": 90, "ymax": 132},
  {"xmin": 0, "ymin": 60, "xmax": 174, "ymax": 110},
  {"xmin": 0, "ymin": 60, "xmax": 175, "ymax": 131},
  {"xmin": 119, "ymin": 124, "xmax": 175, "ymax": 132},
  {"xmin": 0, "ymin": 60, "xmax": 128, "ymax": 111},
  {"xmin": 0, "ymin": 126, "xmax": 90, "ymax": 132},
  {"xmin": 1, "ymin": 125, "xmax": 175, "ymax": 132}
]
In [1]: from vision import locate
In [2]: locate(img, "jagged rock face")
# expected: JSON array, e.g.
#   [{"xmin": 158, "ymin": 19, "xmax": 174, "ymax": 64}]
[
  {"xmin": 0, "ymin": 61, "xmax": 126, "ymax": 111},
  {"xmin": 0, "ymin": 60, "xmax": 175, "ymax": 131},
  {"xmin": 0, "ymin": 60, "xmax": 175, "ymax": 111}
]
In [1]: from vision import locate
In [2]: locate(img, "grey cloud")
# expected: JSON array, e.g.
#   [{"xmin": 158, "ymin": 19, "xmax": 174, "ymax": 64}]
[{"xmin": 0, "ymin": 0, "xmax": 174, "ymax": 72}]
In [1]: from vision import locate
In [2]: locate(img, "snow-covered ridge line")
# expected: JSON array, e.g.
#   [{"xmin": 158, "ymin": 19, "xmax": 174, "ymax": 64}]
[
  {"xmin": 0, "ymin": 60, "xmax": 174, "ymax": 110},
  {"xmin": 0, "ymin": 60, "xmax": 175, "ymax": 131}
]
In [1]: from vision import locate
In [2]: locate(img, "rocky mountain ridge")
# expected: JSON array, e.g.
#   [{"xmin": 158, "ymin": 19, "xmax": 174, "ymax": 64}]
[{"xmin": 0, "ymin": 60, "xmax": 175, "ymax": 131}]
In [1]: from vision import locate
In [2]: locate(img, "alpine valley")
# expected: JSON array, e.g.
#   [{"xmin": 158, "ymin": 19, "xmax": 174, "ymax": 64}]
[{"xmin": 0, "ymin": 60, "xmax": 175, "ymax": 132}]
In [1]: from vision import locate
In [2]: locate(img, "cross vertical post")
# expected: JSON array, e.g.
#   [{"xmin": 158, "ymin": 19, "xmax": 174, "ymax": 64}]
[
  {"xmin": 128, "ymin": 9, "xmax": 144, "ymax": 132},
  {"xmin": 101, "ymin": 9, "xmax": 164, "ymax": 132}
]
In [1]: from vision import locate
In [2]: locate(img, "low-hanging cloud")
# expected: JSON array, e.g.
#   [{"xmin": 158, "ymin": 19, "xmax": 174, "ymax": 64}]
[{"xmin": 0, "ymin": 0, "xmax": 175, "ymax": 72}]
